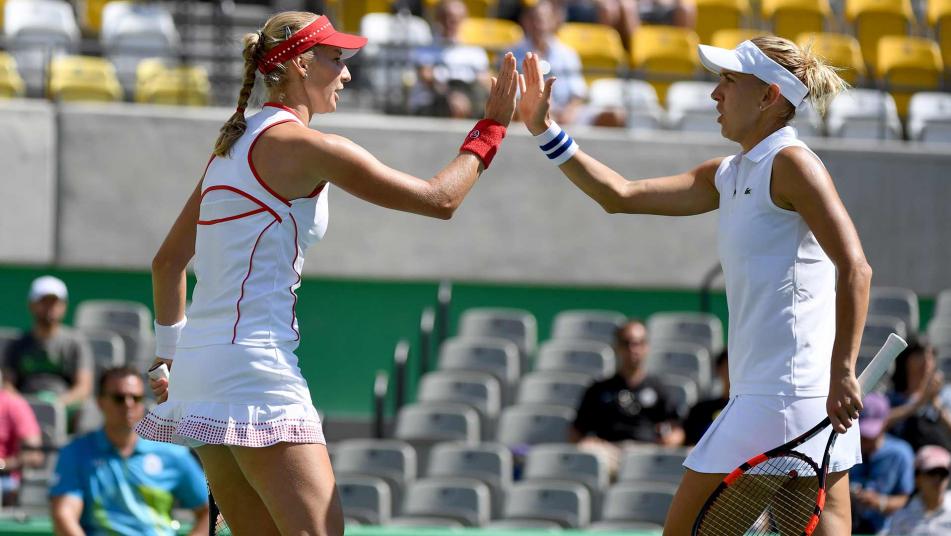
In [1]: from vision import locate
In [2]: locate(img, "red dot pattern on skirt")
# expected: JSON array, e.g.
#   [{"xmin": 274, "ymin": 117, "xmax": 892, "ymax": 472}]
[{"xmin": 135, "ymin": 410, "xmax": 325, "ymax": 447}]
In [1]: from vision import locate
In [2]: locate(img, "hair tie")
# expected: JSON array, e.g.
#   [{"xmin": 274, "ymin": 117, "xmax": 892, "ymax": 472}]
[{"xmin": 236, "ymin": 106, "xmax": 246, "ymax": 115}]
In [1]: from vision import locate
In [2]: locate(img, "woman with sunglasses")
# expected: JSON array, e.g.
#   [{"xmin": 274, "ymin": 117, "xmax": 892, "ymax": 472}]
[
  {"xmin": 883, "ymin": 445, "xmax": 951, "ymax": 534},
  {"xmin": 136, "ymin": 10, "xmax": 519, "ymax": 535}
]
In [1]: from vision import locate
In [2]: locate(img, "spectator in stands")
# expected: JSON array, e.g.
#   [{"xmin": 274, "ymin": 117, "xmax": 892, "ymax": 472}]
[
  {"xmin": 0, "ymin": 372, "xmax": 43, "ymax": 506},
  {"xmin": 883, "ymin": 445, "xmax": 951, "ymax": 535},
  {"xmin": 570, "ymin": 319, "xmax": 684, "ymax": 473},
  {"xmin": 409, "ymin": 0, "xmax": 491, "ymax": 118},
  {"xmin": 887, "ymin": 341, "xmax": 951, "ymax": 452},
  {"xmin": 50, "ymin": 367, "xmax": 208, "ymax": 536},
  {"xmin": 683, "ymin": 349, "xmax": 729, "ymax": 446},
  {"xmin": 507, "ymin": 0, "xmax": 587, "ymax": 125},
  {"xmin": 850, "ymin": 392, "xmax": 915, "ymax": 534},
  {"xmin": 2, "ymin": 276, "xmax": 93, "ymax": 433},
  {"xmin": 558, "ymin": 0, "xmax": 694, "ymax": 48}
]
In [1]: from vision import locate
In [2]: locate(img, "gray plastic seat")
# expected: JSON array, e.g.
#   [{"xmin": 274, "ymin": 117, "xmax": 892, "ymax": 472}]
[
  {"xmin": 551, "ymin": 310, "xmax": 627, "ymax": 345},
  {"xmin": 599, "ymin": 481, "xmax": 677, "ymax": 526},
  {"xmin": 589, "ymin": 520, "xmax": 665, "ymax": 532},
  {"xmin": 75, "ymin": 300, "xmax": 154, "ymax": 364},
  {"xmin": 647, "ymin": 312, "xmax": 724, "ymax": 356},
  {"xmin": 869, "ymin": 287, "xmax": 919, "ymax": 336},
  {"xmin": 394, "ymin": 402, "xmax": 480, "ymax": 471},
  {"xmin": 80, "ymin": 328, "xmax": 126, "ymax": 390},
  {"xmin": 523, "ymin": 443, "xmax": 609, "ymax": 513},
  {"xmin": 656, "ymin": 373, "xmax": 699, "ymax": 419},
  {"xmin": 496, "ymin": 404, "xmax": 574, "ymax": 447},
  {"xmin": 426, "ymin": 441, "xmax": 512, "ymax": 518},
  {"xmin": 862, "ymin": 315, "xmax": 907, "ymax": 349},
  {"xmin": 417, "ymin": 370, "xmax": 501, "ymax": 438},
  {"xmin": 647, "ymin": 342, "xmax": 711, "ymax": 396},
  {"xmin": 458, "ymin": 307, "xmax": 537, "ymax": 360},
  {"xmin": 438, "ymin": 337, "xmax": 521, "ymax": 403},
  {"xmin": 534, "ymin": 340, "xmax": 615, "ymax": 380},
  {"xmin": 337, "ymin": 474, "xmax": 392, "ymax": 525},
  {"xmin": 385, "ymin": 516, "xmax": 465, "ymax": 527},
  {"xmin": 517, "ymin": 371, "xmax": 592, "ymax": 409},
  {"xmin": 397, "ymin": 477, "xmax": 491, "ymax": 527},
  {"xmin": 25, "ymin": 397, "xmax": 66, "ymax": 448},
  {"xmin": 485, "ymin": 518, "xmax": 563, "ymax": 529},
  {"xmin": 935, "ymin": 289, "xmax": 951, "ymax": 319},
  {"xmin": 503, "ymin": 480, "xmax": 591, "ymax": 528},
  {"xmin": 333, "ymin": 439, "xmax": 417, "ymax": 514},
  {"xmin": 618, "ymin": 447, "xmax": 688, "ymax": 485},
  {"xmin": 928, "ymin": 318, "xmax": 951, "ymax": 348}
]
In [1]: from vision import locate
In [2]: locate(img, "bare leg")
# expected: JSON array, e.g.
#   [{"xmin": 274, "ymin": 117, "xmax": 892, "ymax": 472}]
[
  {"xmin": 195, "ymin": 445, "xmax": 281, "ymax": 536},
  {"xmin": 815, "ymin": 471, "xmax": 852, "ymax": 536},
  {"xmin": 663, "ymin": 469, "xmax": 728, "ymax": 535}
]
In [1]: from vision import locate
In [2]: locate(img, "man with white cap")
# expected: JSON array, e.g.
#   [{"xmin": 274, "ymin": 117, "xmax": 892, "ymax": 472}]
[
  {"xmin": 517, "ymin": 34, "xmax": 869, "ymax": 534},
  {"xmin": 884, "ymin": 445, "xmax": 951, "ymax": 535},
  {"xmin": 3, "ymin": 276, "xmax": 93, "ymax": 431}
]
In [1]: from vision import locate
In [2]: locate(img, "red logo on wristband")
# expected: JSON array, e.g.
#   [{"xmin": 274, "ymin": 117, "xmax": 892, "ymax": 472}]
[{"xmin": 469, "ymin": 130, "xmax": 481, "ymax": 139}]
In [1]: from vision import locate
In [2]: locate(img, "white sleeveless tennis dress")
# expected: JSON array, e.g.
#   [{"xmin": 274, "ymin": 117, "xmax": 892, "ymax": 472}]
[
  {"xmin": 684, "ymin": 126, "xmax": 861, "ymax": 473},
  {"xmin": 136, "ymin": 103, "xmax": 329, "ymax": 448}
]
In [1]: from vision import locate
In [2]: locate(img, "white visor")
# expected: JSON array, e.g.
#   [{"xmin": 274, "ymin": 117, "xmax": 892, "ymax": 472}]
[{"xmin": 698, "ymin": 40, "xmax": 809, "ymax": 107}]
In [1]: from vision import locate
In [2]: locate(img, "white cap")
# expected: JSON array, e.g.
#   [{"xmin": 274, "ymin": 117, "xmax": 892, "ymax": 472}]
[
  {"xmin": 28, "ymin": 275, "xmax": 68, "ymax": 302},
  {"xmin": 698, "ymin": 40, "xmax": 809, "ymax": 107}
]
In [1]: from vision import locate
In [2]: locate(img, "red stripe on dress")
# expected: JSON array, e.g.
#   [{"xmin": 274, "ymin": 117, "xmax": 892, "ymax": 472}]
[
  {"xmin": 248, "ymin": 119, "xmax": 299, "ymax": 207},
  {"xmin": 201, "ymin": 185, "xmax": 282, "ymax": 223},
  {"xmin": 197, "ymin": 207, "xmax": 267, "ymax": 225},
  {"xmin": 233, "ymin": 219, "xmax": 277, "ymax": 344},
  {"xmin": 307, "ymin": 182, "xmax": 327, "ymax": 198},
  {"xmin": 288, "ymin": 213, "xmax": 302, "ymax": 341}
]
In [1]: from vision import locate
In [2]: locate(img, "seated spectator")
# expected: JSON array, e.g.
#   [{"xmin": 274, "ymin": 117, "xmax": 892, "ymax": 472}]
[
  {"xmin": 887, "ymin": 341, "xmax": 951, "ymax": 452},
  {"xmin": 3, "ymin": 276, "xmax": 93, "ymax": 433},
  {"xmin": 883, "ymin": 445, "xmax": 951, "ymax": 535},
  {"xmin": 570, "ymin": 319, "xmax": 684, "ymax": 474},
  {"xmin": 409, "ymin": 0, "xmax": 491, "ymax": 118},
  {"xmin": 0, "ymin": 373, "xmax": 43, "ymax": 506},
  {"xmin": 682, "ymin": 349, "xmax": 728, "ymax": 446},
  {"xmin": 635, "ymin": 0, "xmax": 696, "ymax": 30},
  {"xmin": 50, "ymin": 367, "xmax": 209, "ymax": 536},
  {"xmin": 557, "ymin": 0, "xmax": 694, "ymax": 49},
  {"xmin": 850, "ymin": 392, "xmax": 915, "ymax": 534},
  {"xmin": 506, "ymin": 0, "xmax": 587, "ymax": 125}
]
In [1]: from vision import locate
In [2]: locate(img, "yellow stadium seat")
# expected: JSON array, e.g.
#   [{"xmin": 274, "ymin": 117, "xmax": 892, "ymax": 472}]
[
  {"xmin": 48, "ymin": 55, "xmax": 123, "ymax": 102},
  {"xmin": 845, "ymin": 0, "xmax": 914, "ymax": 71},
  {"xmin": 557, "ymin": 22, "xmax": 627, "ymax": 83},
  {"xmin": 876, "ymin": 35, "xmax": 943, "ymax": 117},
  {"xmin": 458, "ymin": 17, "xmax": 524, "ymax": 62},
  {"xmin": 695, "ymin": 0, "xmax": 751, "ymax": 45},
  {"xmin": 710, "ymin": 28, "xmax": 771, "ymax": 49},
  {"xmin": 339, "ymin": 0, "xmax": 393, "ymax": 33},
  {"xmin": 929, "ymin": 0, "xmax": 951, "ymax": 72},
  {"xmin": 762, "ymin": 0, "xmax": 830, "ymax": 40},
  {"xmin": 797, "ymin": 32, "xmax": 867, "ymax": 84},
  {"xmin": 0, "ymin": 52, "xmax": 26, "ymax": 98},
  {"xmin": 423, "ymin": 0, "xmax": 496, "ymax": 18},
  {"xmin": 82, "ymin": 0, "xmax": 120, "ymax": 34},
  {"xmin": 136, "ymin": 64, "xmax": 210, "ymax": 106},
  {"xmin": 630, "ymin": 26, "xmax": 701, "ymax": 104}
]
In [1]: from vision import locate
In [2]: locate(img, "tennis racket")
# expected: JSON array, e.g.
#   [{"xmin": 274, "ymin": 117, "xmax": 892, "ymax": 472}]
[{"xmin": 692, "ymin": 333, "xmax": 908, "ymax": 536}]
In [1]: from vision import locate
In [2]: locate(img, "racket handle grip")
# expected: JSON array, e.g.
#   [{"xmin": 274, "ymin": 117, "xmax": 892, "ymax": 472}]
[
  {"xmin": 148, "ymin": 363, "xmax": 170, "ymax": 381},
  {"xmin": 857, "ymin": 333, "xmax": 908, "ymax": 394}
]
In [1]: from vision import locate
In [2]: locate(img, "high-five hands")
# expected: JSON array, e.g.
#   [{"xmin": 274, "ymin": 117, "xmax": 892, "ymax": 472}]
[
  {"xmin": 517, "ymin": 51, "xmax": 556, "ymax": 135},
  {"xmin": 483, "ymin": 52, "xmax": 520, "ymax": 127}
]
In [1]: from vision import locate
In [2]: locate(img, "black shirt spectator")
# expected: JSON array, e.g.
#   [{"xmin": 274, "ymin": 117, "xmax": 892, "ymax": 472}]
[
  {"xmin": 683, "ymin": 349, "xmax": 729, "ymax": 446},
  {"xmin": 573, "ymin": 373, "xmax": 678, "ymax": 442}
]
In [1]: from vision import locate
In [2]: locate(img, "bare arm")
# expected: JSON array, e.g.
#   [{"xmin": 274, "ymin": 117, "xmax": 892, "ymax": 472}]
[
  {"xmin": 772, "ymin": 146, "xmax": 872, "ymax": 433},
  {"xmin": 51, "ymin": 495, "xmax": 86, "ymax": 536}
]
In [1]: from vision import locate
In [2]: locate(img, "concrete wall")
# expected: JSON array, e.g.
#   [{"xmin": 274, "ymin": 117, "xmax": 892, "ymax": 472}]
[{"xmin": 4, "ymin": 100, "xmax": 951, "ymax": 293}]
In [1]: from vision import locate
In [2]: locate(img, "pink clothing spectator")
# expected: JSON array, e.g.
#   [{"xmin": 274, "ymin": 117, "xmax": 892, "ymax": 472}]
[{"xmin": 0, "ymin": 390, "xmax": 41, "ymax": 479}]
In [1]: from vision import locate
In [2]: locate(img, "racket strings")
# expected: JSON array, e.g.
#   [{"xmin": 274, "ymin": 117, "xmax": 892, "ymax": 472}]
[{"xmin": 696, "ymin": 455, "xmax": 820, "ymax": 536}]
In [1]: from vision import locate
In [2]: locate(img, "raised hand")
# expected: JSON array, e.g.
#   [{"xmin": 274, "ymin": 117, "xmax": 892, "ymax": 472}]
[
  {"xmin": 483, "ymin": 52, "xmax": 519, "ymax": 126},
  {"xmin": 517, "ymin": 51, "xmax": 556, "ymax": 135}
]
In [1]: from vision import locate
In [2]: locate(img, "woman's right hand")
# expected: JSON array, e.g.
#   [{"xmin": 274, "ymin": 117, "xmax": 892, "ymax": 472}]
[
  {"xmin": 482, "ymin": 52, "xmax": 519, "ymax": 127},
  {"xmin": 148, "ymin": 358, "xmax": 173, "ymax": 404}
]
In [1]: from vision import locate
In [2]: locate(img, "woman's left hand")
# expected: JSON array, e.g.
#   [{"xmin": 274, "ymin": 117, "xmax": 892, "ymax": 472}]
[{"xmin": 828, "ymin": 370, "xmax": 863, "ymax": 433}]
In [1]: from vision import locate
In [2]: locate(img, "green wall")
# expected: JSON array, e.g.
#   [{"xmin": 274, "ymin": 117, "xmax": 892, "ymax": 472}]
[{"xmin": 0, "ymin": 265, "xmax": 935, "ymax": 419}]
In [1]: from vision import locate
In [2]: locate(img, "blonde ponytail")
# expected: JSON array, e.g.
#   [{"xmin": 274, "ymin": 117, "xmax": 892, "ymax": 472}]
[{"xmin": 751, "ymin": 36, "xmax": 849, "ymax": 120}]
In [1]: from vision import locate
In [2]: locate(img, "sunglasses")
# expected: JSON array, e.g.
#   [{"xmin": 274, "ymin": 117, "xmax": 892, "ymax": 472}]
[
  {"xmin": 921, "ymin": 468, "xmax": 951, "ymax": 479},
  {"xmin": 106, "ymin": 393, "xmax": 144, "ymax": 405}
]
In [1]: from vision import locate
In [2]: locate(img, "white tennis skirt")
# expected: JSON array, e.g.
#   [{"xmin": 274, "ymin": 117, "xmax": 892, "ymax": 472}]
[
  {"xmin": 684, "ymin": 394, "xmax": 862, "ymax": 474},
  {"xmin": 135, "ymin": 343, "xmax": 325, "ymax": 448}
]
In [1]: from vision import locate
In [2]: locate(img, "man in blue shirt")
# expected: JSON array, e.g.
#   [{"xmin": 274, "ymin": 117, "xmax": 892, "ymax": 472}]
[
  {"xmin": 50, "ymin": 367, "xmax": 209, "ymax": 536},
  {"xmin": 850, "ymin": 392, "xmax": 915, "ymax": 534}
]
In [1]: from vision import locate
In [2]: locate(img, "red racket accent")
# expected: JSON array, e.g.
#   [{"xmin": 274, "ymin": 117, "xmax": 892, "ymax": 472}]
[
  {"xmin": 723, "ymin": 467, "xmax": 744, "ymax": 485},
  {"xmin": 805, "ymin": 513, "xmax": 821, "ymax": 535},
  {"xmin": 817, "ymin": 488, "xmax": 826, "ymax": 509}
]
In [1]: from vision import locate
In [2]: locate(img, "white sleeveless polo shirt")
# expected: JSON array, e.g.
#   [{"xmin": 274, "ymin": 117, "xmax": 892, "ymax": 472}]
[
  {"xmin": 715, "ymin": 126, "xmax": 836, "ymax": 397},
  {"xmin": 178, "ymin": 103, "xmax": 329, "ymax": 351}
]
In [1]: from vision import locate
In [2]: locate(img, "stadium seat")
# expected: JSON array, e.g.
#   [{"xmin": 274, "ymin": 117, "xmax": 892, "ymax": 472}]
[
  {"xmin": 762, "ymin": 0, "xmax": 831, "ymax": 40},
  {"xmin": 534, "ymin": 340, "xmax": 616, "ymax": 380},
  {"xmin": 875, "ymin": 35, "xmax": 943, "ymax": 118},
  {"xmin": 862, "ymin": 314, "xmax": 907, "ymax": 348},
  {"xmin": 426, "ymin": 441, "xmax": 512, "ymax": 518},
  {"xmin": 80, "ymin": 328, "xmax": 126, "ymax": 382},
  {"xmin": 647, "ymin": 312, "xmax": 724, "ymax": 356},
  {"xmin": 0, "ymin": 326, "xmax": 21, "ymax": 360},
  {"xmin": 929, "ymin": 0, "xmax": 951, "ymax": 72},
  {"xmin": 496, "ymin": 404, "xmax": 574, "ymax": 447},
  {"xmin": 789, "ymin": 98, "xmax": 824, "ymax": 138},
  {"xmin": 417, "ymin": 370, "xmax": 501, "ymax": 438},
  {"xmin": 423, "ymin": 0, "xmax": 495, "ymax": 18},
  {"xmin": 48, "ymin": 55, "xmax": 123, "ymax": 102},
  {"xmin": 485, "ymin": 519, "xmax": 563, "ymax": 529},
  {"xmin": 338, "ymin": 0, "xmax": 392, "ymax": 33},
  {"xmin": 386, "ymin": 516, "xmax": 465, "ymax": 527},
  {"xmin": 517, "ymin": 371, "xmax": 592, "ymax": 409},
  {"xmin": 597, "ymin": 481, "xmax": 678, "ymax": 526},
  {"xmin": 26, "ymin": 397, "xmax": 67, "ymax": 448},
  {"xmin": 657, "ymin": 372, "xmax": 700, "ymax": 418},
  {"xmin": 395, "ymin": 477, "xmax": 491, "ymax": 527},
  {"xmin": 695, "ymin": 0, "xmax": 751, "ymax": 45},
  {"xmin": 3, "ymin": 0, "xmax": 80, "ymax": 94},
  {"xmin": 101, "ymin": 1, "xmax": 180, "ymax": 94},
  {"xmin": 360, "ymin": 11, "xmax": 432, "ymax": 100},
  {"xmin": 709, "ymin": 28, "xmax": 770, "ymax": 50},
  {"xmin": 844, "ymin": 0, "xmax": 914, "ymax": 71},
  {"xmin": 136, "ymin": 64, "xmax": 211, "ymax": 106},
  {"xmin": 81, "ymin": 0, "xmax": 116, "ymax": 34},
  {"xmin": 796, "ymin": 32, "xmax": 867, "ymax": 85},
  {"xmin": 664, "ymin": 80, "xmax": 719, "ymax": 132},
  {"xmin": 0, "ymin": 52, "xmax": 26, "ymax": 98},
  {"xmin": 646, "ymin": 342, "xmax": 712, "ymax": 395},
  {"xmin": 937, "ymin": 289, "xmax": 951, "ymax": 319},
  {"xmin": 337, "ymin": 474, "xmax": 393, "ymax": 525},
  {"xmin": 825, "ymin": 88, "xmax": 903, "ymax": 139},
  {"xmin": 928, "ymin": 317, "xmax": 951, "ymax": 348},
  {"xmin": 618, "ymin": 445, "xmax": 688, "ymax": 484},
  {"xmin": 552, "ymin": 309, "xmax": 627, "ymax": 346},
  {"xmin": 582, "ymin": 78, "xmax": 664, "ymax": 131},
  {"xmin": 503, "ymin": 480, "xmax": 591, "ymax": 528},
  {"xmin": 907, "ymin": 92, "xmax": 951, "ymax": 142},
  {"xmin": 868, "ymin": 287, "xmax": 919, "ymax": 335},
  {"xmin": 458, "ymin": 17, "xmax": 524, "ymax": 62},
  {"xmin": 75, "ymin": 299, "xmax": 154, "ymax": 365},
  {"xmin": 589, "ymin": 520, "xmax": 666, "ymax": 531},
  {"xmin": 334, "ymin": 439, "xmax": 417, "ymax": 515},
  {"xmin": 437, "ymin": 336, "xmax": 521, "ymax": 403},
  {"xmin": 459, "ymin": 307, "xmax": 538, "ymax": 360},
  {"xmin": 395, "ymin": 402, "xmax": 481, "ymax": 444},
  {"xmin": 523, "ymin": 444, "xmax": 610, "ymax": 498},
  {"xmin": 557, "ymin": 22, "xmax": 628, "ymax": 83},
  {"xmin": 630, "ymin": 26, "xmax": 701, "ymax": 104}
]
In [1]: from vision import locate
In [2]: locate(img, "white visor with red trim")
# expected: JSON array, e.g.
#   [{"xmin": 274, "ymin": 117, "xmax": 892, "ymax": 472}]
[{"xmin": 698, "ymin": 40, "xmax": 809, "ymax": 107}]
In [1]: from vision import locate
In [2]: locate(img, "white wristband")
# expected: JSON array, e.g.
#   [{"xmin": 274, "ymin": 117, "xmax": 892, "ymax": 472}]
[
  {"xmin": 154, "ymin": 317, "xmax": 186, "ymax": 359},
  {"xmin": 535, "ymin": 121, "xmax": 579, "ymax": 166}
]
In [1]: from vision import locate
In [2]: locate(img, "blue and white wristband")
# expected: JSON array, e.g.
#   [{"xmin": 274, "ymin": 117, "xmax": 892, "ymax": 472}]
[{"xmin": 535, "ymin": 121, "xmax": 579, "ymax": 166}]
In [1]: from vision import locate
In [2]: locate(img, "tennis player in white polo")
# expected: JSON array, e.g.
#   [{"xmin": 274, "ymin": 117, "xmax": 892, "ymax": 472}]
[{"xmin": 518, "ymin": 36, "xmax": 871, "ymax": 534}]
